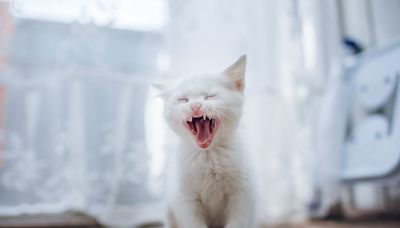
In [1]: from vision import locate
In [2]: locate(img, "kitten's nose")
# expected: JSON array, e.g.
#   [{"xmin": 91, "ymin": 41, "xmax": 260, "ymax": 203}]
[{"xmin": 191, "ymin": 103, "xmax": 202, "ymax": 116}]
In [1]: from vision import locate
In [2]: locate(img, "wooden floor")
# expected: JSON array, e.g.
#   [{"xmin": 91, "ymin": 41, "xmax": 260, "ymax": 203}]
[
  {"xmin": 141, "ymin": 219, "xmax": 400, "ymax": 228},
  {"xmin": 1, "ymin": 214, "xmax": 400, "ymax": 228},
  {"xmin": 265, "ymin": 220, "xmax": 400, "ymax": 228},
  {"xmin": 141, "ymin": 220, "xmax": 400, "ymax": 228}
]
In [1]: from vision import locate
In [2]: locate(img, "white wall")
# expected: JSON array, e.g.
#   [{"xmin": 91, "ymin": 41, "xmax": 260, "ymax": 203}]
[{"xmin": 340, "ymin": 0, "xmax": 400, "ymax": 49}]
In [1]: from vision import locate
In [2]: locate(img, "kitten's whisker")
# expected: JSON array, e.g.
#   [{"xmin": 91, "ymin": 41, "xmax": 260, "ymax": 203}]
[
  {"xmin": 215, "ymin": 106, "xmax": 232, "ymax": 110},
  {"xmin": 216, "ymin": 106, "xmax": 239, "ymax": 118},
  {"xmin": 219, "ymin": 112, "xmax": 236, "ymax": 123},
  {"xmin": 217, "ymin": 114, "xmax": 226, "ymax": 137}
]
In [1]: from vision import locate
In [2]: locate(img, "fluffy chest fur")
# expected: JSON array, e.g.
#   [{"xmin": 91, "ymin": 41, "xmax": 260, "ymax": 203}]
[{"xmin": 178, "ymin": 140, "xmax": 246, "ymax": 225}]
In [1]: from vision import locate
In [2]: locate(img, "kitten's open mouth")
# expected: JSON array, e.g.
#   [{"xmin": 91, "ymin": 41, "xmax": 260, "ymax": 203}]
[{"xmin": 184, "ymin": 116, "xmax": 218, "ymax": 149}]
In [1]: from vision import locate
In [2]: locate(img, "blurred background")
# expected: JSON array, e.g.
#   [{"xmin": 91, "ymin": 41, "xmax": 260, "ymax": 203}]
[{"xmin": 0, "ymin": 0, "xmax": 400, "ymax": 227}]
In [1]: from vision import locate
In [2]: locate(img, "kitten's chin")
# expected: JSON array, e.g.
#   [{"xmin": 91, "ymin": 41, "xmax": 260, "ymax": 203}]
[{"xmin": 184, "ymin": 116, "xmax": 219, "ymax": 149}]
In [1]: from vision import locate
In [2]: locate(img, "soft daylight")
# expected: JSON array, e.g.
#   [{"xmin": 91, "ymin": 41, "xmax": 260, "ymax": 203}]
[{"xmin": 0, "ymin": 0, "xmax": 400, "ymax": 227}]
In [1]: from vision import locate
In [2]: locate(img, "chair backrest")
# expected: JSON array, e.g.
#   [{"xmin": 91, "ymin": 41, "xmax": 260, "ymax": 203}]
[{"xmin": 342, "ymin": 40, "xmax": 400, "ymax": 182}]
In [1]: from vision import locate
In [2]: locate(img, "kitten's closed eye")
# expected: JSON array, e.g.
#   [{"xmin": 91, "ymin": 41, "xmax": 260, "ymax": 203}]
[
  {"xmin": 205, "ymin": 95, "xmax": 216, "ymax": 100},
  {"xmin": 178, "ymin": 97, "xmax": 189, "ymax": 103}
]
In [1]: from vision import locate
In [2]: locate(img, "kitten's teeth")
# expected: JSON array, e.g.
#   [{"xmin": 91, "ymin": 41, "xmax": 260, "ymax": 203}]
[
  {"xmin": 203, "ymin": 115, "xmax": 206, "ymax": 120},
  {"xmin": 189, "ymin": 117, "xmax": 192, "ymax": 122}
]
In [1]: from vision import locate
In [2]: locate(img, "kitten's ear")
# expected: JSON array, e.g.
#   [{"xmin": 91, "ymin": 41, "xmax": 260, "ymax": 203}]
[{"xmin": 223, "ymin": 55, "xmax": 246, "ymax": 92}]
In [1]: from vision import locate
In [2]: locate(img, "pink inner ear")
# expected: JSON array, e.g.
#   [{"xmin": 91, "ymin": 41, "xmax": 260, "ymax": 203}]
[{"xmin": 235, "ymin": 80, "xmax": 244, "ymax": 91}]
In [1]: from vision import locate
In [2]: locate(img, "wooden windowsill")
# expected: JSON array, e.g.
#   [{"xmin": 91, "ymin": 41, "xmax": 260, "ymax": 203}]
[{"xmin": 0, "ymin": 212, "xmax": 100, "ymax": 227}]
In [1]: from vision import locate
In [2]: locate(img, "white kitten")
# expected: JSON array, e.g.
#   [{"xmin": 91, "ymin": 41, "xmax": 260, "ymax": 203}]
[{"xmin": 158, "ymin": 55, "xmax": 254, "ymax": 228}]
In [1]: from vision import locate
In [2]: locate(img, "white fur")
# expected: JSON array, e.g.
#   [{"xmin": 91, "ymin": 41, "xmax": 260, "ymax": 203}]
[{"xmin": 159, "ymin": 55, "xmax": 254, "ymax": 228}]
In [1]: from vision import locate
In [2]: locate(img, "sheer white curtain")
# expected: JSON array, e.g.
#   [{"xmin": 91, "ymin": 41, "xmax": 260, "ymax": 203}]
[
  {"xmin": 167, "ymin": 0, "xmax": 344, "ymax": 224},
  {"xmin": 0, "ymin": 0, "xmax": 166, "ymax": 227}
]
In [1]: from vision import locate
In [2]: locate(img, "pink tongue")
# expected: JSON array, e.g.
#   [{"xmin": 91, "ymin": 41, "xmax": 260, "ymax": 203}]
[{"xmin": 194, "ymin": 118, "xmax": 211, "ymax": 144}]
